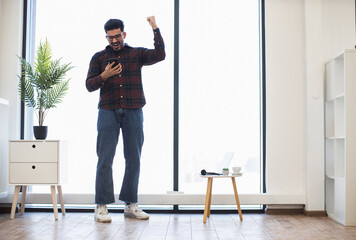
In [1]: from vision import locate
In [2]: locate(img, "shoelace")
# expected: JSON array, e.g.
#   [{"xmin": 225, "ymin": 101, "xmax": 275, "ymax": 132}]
[
  {"xmin": 134, "ymin": 208, "xmax": 143, "ymax": 213},
  {"xmin": 129, "ymin": 204, "xmax": 143, "ymax": 213},
  {"xmin": 98, "ymin": 206, "xmax": 108, "ymax": 215}
]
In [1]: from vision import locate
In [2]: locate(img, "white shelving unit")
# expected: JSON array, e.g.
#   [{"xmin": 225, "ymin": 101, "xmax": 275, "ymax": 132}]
[
  {"xmin": 325, "ymin": 49, "xmax": 356, "ymax": 226},
  {"xmin": 0, "ymin": 98, "xmax": 9, "ymax": 198}
]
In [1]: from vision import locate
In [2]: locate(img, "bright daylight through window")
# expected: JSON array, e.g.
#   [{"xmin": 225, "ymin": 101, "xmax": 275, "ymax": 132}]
[
  {"xmin": 179, "ymin": 0, "xmax": 261, "ymax": 196},
  {"xmin": 30, "ymin": 0, "xmax": 262, "ymax": 207}
]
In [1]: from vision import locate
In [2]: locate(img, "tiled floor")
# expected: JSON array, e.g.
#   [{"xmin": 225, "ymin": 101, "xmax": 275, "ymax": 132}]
[{"xmin": 1, "ymin": 211, "xmax": 356, "ymax": 240}]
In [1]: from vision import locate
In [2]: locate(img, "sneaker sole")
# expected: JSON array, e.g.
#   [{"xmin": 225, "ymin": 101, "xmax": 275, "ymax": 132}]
[
  {"xmin": 94, "ymin": 216, "xmax": 112, "ymax": 223},
  {"xmin": 124, "ymin": 212, "xmax": 149, "ymax": 220}
]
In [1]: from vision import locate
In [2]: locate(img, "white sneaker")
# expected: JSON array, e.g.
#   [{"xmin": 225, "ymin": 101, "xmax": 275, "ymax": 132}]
[
  {"xmin": 94, "ymin": 205, "xmax": 112, "ymax": 223},
  {"xmin": 124, "ymin": 203, "xmax": 149, "ymax": 220}
]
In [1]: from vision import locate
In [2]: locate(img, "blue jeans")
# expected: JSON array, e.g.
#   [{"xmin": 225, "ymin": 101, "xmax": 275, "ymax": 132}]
[{"xmin": 95, "ymin": 108, "xmax": 144, "ymax": 204}]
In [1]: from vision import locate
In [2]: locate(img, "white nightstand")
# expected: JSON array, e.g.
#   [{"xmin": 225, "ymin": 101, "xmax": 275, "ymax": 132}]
[{"xmin": 8, "ymin": 140, "xmax": 67, "ymax": 220}]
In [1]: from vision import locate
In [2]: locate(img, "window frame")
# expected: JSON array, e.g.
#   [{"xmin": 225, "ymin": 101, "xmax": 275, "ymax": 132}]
[{"xmin": 20, "ymin": 0, "xmax": 266, "ymax": 211}]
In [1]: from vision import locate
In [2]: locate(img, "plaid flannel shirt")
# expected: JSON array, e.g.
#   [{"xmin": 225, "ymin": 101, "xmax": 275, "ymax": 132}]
[{"xmin": 86, "ymin": 28, "xmax": 165, "ymax": 109}]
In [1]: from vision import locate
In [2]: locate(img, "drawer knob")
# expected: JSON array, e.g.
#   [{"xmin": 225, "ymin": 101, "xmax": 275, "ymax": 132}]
[
  {"xmin": 32, "ymin": 144, "xmax": 36, "ymax": 148},
  {"xmin": 32, "ymin": 165, "xmax": 36, "ymax": 169}
]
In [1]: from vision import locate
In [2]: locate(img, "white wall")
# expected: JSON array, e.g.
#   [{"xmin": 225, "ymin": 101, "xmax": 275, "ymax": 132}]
[
  {"xmin": 0, "ymin": 0, "xmax": 23, "ymax": 140},
  {"xmin": 265, "ymin": 0, "xmax": 306, "ymax": 196},
  {"xmin": 304, "ymin": 0, "xmax": 326, "ymax": 211},
  {"xmin": 0, "ymin": 99, "xmax": 9, "ymax": 198},
  {"xmin": 265, "ymin": 0, "xmax": 355, "ymax": 211},
  {"xmin": 304, "ymin": 0, "xmax": 354, "ymax": 211},
  {"xmin": 323, "ymin": 0, "xmax": 356, "ymax": 61}
]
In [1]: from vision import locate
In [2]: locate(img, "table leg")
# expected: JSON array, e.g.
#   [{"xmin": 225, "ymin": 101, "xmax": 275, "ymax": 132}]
[
  {"xmin": 203, "ymin": 177, "xmax": 213, "ymax": 223},
  {"xmin": 231, "ymin": 177, "xmax": 243, "ymax": 221},
  {"xmin": 207, "ymin": 178, "xmax": 213, "ymax": 218},
  {"xmin": 21, "ymin": 186, "xmax": 27, "ymax": 215},
  {"xmin": 10, "ymin": 185, "xmax": 21, "ymax": 220},
  {"xmin": 57, "ymin": 185, "xmax": 65, "ymax": 215},
  {"xmin": 50, "ymin": 185, "xmax": 59, "ymax": 220}
]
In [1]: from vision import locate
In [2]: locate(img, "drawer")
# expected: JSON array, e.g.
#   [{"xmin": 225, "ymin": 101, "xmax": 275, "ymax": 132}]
[
  {"xmin": 9, "ymin": 163, "xmax": 58, "ymax": 184},
  {"xmin": 9, "ymin": 141, "xmax": 58, "ymax": 163}
]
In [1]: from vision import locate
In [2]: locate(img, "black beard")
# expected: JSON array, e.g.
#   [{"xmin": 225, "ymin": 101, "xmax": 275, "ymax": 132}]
[{"xmin": 111, "ymin": 43, "xmax": 122, "ymax": 53}]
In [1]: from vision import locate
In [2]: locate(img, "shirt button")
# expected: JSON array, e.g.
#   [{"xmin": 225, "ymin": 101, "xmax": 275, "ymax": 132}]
[
  {"xmin": 120, "ymin": 96, "xmax": 123, "ymax": 98},
  {"xmin": 119, "ymin": 75, "xmax": 122, "ymax": 77},
  {"xmin": 120, "ymin": 85, "xmax": 123, "ymax": 87}
]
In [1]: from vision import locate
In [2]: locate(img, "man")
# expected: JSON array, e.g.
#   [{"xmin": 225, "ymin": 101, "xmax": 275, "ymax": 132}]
[{"xmin": 86, "ymin": 16, "xmax": 165, "ymax": 223}]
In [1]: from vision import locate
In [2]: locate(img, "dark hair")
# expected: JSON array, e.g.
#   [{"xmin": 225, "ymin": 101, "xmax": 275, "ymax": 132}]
[{"xmin": 104, "ymin": 19, "xmax": 124, "ymax": 33}]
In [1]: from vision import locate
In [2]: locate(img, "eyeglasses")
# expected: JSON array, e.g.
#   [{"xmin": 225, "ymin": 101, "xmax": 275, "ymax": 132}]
[{"xmin": 106, "ymin": 33, "xmax": 123, "ymax": 41}]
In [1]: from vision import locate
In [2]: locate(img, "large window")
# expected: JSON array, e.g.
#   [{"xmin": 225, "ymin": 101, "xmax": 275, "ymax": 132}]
[
  {"xmin": 33, "ymin": 0, "xmax": 174, "ymax": 195},
  {"xmin": 28, "ymin": 0, "xmax": 262, "ymax": 206},
  {"xmin": 179, "ymin": 0, "xmax": 261, "ymax": 195}
]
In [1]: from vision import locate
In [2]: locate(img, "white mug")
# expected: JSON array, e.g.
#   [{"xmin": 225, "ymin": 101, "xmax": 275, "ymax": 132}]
[{"xmin": 232, "ymin": 167, "xmax": 241, "ymax": 174}]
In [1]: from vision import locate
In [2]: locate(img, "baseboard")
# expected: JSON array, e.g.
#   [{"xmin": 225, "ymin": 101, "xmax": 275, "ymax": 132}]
[
  {"xmin": 265, "ymin": 204, "xmax": 304, "ymax": 215},
  {"xmin": 0, "ymin": 203, "xmax": 17, "ymax": 214},
  {"xmin": 266, "ymin": 205, "xmax": 327, "ymax": 217},
  {"xmin": 303, "ymin": 210, "xmax": 327, "ymax": 217},
  {"xmin": 266, "ymin": 208, "xmax": 304, "ymax": 215}
]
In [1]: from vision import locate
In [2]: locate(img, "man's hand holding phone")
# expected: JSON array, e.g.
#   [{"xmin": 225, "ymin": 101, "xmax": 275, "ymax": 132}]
[{"xmin": 101, "ymin": 58, "xmax": 122, "ymax": 81}]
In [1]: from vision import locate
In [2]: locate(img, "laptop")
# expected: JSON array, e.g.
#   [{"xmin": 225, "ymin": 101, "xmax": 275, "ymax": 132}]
[{"xmin": 216, "ymin": 152, "xmax": 235, "ymax": 172}]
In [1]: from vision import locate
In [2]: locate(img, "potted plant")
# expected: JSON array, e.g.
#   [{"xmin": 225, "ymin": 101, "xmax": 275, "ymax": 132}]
[
  {"xmin": 18, "ymin": 39, "xmax": 74, "ymax": 139},
  {"xmin": 222, "ymin": 168, "xmax": 230, "ymax": 175}
]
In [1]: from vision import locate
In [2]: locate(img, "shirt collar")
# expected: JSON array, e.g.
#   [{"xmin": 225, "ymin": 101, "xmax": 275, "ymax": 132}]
[{"xmin": 106, "ymin": 43, "xmax": 133, "ymax": 53}]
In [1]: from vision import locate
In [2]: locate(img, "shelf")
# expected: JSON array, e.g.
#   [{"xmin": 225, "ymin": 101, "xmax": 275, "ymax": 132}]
[
  {"xmin": 326, "ymin": 136, "xmax": 345, "ymax": 140},
  {"xmin": 326, "ymin": 175, "xmax": 345, "ymax": 181},
  {"xmin": 325, "ymin": 138, "xmax": 345, "ymax": 179},
  {"xmin": 324, "ymin": 49, "xmax": 356, "ymax": 226},
  {"xmin": 326, "ymin": 94, "xmax": 345, "ymax": 103},
  {"xmin": 325, "ymin": 56, "xmax": 344, "ymax": 101},
  {"xmin": 334, "ymin": 98, "xmax": 345, "ymax": 137}
]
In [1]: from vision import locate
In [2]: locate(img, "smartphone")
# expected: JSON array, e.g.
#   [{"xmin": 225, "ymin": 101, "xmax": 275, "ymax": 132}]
[{"xmin": 107, "ymin": 58, "xmax": 120, "ymax": 67}]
